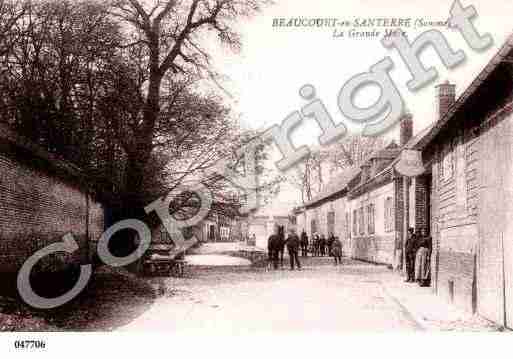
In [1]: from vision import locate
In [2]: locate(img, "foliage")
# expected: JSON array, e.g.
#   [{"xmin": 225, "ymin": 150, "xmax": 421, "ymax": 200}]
[{"xmin": 0, "ymin": 0, "xmax": 273, "ymax": 221}]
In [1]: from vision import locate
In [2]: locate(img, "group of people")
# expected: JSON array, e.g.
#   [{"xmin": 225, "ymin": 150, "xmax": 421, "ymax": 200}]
[
  {"xmin": 306, "ymin": 232, "xmax": 338, "ymax": 258},
  {"xmin": 268, "ymin": 227, "xmax": 344, "ymax": 270},
  {"xmin": 404, "ymin": 227, "xmax": 432, "ymax": 287}
]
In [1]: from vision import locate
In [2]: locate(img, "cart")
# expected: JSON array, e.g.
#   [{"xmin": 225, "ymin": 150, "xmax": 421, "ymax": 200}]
[{"xmin": 142, "ymin": 244, "xmax": 186, "ymax": 277}]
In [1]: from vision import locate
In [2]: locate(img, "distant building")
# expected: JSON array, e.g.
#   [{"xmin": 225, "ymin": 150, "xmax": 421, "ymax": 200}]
[
  {"xmin": 198, "ymin": 214, "xmax": 245, "ymax": 243},
  {"xmin": 246, "ymin": 213, "xmax": 292, "ymax": 249},
  {"xmin": 296, "ymin": 138, "xmax": 404, "ymax": 263}
]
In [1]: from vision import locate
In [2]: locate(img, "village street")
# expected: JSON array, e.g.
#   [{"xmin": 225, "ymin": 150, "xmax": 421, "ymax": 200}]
[
  {"xmin": 116, "ymin": 252, "xmax": 499, "ymax": 333},
  {"xmin": 0, "ymin": 249, "xmax": 501, "ymax": 332},
  {"xmin": 120, "ymin": 257, "xmax": 423, "ymax": 332}
]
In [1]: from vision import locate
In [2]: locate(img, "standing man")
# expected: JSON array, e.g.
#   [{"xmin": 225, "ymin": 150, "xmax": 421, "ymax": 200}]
[
  {"xmin": 332, "ymin": 237, "xmax": 343, "ymax": 265},
  {"xmin": 404, "ymin": 227, "xmax": 417, "ymax": 282},
  {"xmin": 300, "ymin": 230, "xmax": 309, "ymax": 257},
  {"xmin": 327, "ymin": 233, "xmax": 335, "ymax": 256},
  {"xmin": 267, "ymin": 226, "xmax": 280, "ymax": 270},
  {"xmin": 320, "ymin": 234, "xmax": 326, "ymax": 256},
  {"xmin": 277, "ymin": 227, "xmax": 285, "ymax": 268},
  {"xmin": 313, "ymin": 233, "xmax": 320, "ymax": 257},
  {"xmin": 286, "ymin": 228, "xmax": 301, "ymax": 270}
]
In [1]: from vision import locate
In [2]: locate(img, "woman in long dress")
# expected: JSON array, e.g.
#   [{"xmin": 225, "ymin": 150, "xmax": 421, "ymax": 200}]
[{"xmin": 414, "ymin": 228, "xmax": 432, "ymax": 287}]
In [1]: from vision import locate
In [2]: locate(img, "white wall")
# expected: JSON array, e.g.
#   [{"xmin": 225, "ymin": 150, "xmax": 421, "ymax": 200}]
[{"xmin": 348, "ymin": 182, "xmax": 395, "ymax": 237}]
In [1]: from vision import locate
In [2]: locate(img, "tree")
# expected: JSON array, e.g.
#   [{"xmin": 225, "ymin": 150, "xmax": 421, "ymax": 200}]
[
  {"xmin": 0, "ymin": 0, "xmax": 125, "ymax": 192},
  {"xmin": 288, "ymin": 136, "xmax": 386, "ymax": 205},
  {"xmin": 107, "ymin": 0, "xmax": 268, "ymax": 208},
  {"xmin": 326, "ymin": 136, "xmax": 385, "ymax": 172},
  {"xmin": 0, "ymin": 0, "xmax": 277, "ymax": 241},
  {"xmin": 0, "ymin": 0, "xmax": 27, "ymax": 57},
  {"xmin": 0, "ymin": 0, "xmax": 270, "ymax": 211}
]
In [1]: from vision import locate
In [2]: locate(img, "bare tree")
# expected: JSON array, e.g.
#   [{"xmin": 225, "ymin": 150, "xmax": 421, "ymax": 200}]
[
  {"xmin": 288, "ymin": 151, "xmax": 324, "ymax": 205},
  {"xmin": 327, "ymin": 136, "xmax": 385, "ymax": 171},
  {"xmin": 107, "ymin": 0, "xmax": 268, "ymax": 207},
  {"xmin": 0, "ymin": 0, "xmax": 27, "ymax": 57},
  {"xmin": 288, "ymin": 136, "xmax": 386, "ymax": 205},
  {"xmin": 0, "ymin": 0, "xmax": 272, "ymax": 221}
]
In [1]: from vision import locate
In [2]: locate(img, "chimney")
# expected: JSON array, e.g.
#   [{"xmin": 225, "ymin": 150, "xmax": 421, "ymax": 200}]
[
  {"xmin": 400, "ymin": 112, "xmax": 413, "ymax": 146},
  {"xmin": 436, "ymin": 81, "xmax": 456, "ymax": 121}
]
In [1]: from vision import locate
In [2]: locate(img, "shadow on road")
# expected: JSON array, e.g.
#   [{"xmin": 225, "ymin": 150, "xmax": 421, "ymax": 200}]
[{"xmin": 0, "ymin": 266, "xmax": 156, "ymax": 331}]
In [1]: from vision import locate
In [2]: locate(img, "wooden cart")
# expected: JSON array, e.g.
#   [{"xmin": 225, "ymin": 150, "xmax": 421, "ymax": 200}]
[{"xmin": 142, "ymin": 244, "xmax": 186, "ymax": 277}]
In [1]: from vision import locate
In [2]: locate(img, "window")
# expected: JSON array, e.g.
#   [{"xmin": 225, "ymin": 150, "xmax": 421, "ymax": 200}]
[
  {"xmin": 220, "ymin": 226, "xmax": 230, "ymax": 241},
  {"xmin": 358, "ymin": 207, "xmax": 365, "ymax": 235},
  {"xmin": 384, "ymin": 197, "xmax": 394, "ymax": 232},
  {"xmin": 353, "ymin": 210, "xmax": 357, "ymax": 236},
  {"xmin": 311, "ymin": 219, "xmax": 317, "ymax": 237},
  {"xmin": 367, "ymin": 204, "xmax": 375, "ymax": 234},
  {"xmin": 441, "ymin": 143, "xmax": 454, "ymax": 181}
]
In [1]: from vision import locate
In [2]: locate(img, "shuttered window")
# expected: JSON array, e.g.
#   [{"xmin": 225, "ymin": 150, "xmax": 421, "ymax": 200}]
[
  {"xmin": 384, "ymin": 197, "xmax": 394, "ymax": 232},
  {"xmin": 367, "ymin": 204, "xmax": 375, "ymax": 234}
]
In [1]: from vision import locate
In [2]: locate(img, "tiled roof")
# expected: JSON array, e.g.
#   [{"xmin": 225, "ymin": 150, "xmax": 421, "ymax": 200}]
[
  {"xmin": 304, "ymin": 141, "xmax": 402, "ymax": 208},
  {"xmin": 368, "ymin": 142, "xmax": 400, "ymax": 160},
  {"xmin": 304, "ymin": 165, "xmax": 360, "ymax": 208}
]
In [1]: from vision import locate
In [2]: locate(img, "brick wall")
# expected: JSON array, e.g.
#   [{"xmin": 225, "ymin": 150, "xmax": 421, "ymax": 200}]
[
  {"xmin": 393, "ymin": 175, "xmax": 406, "ymax": 270},
  {"xmin": 414, "ymin": 175, "xmax": 429, "ymax": 230},
  {"xmin": 0, "ymin": 139, "xmax": 104, "ymax": 275}
]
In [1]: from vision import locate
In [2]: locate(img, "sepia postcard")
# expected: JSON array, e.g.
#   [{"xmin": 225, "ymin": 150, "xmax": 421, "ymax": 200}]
[{"xmin": 0, "ymin": 0, "xmax": 511, "ymax": 356}]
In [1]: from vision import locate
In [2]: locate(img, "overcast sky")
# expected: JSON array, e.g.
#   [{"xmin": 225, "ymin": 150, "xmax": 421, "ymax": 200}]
[{"xmin": 205, "ymin": 0, "xmax": 513, "ymax": 215}]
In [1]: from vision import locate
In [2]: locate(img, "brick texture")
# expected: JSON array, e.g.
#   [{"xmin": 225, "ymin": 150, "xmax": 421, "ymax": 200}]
[
  {"xmin": 414, "ymin": 175, "xmax": 429, "ymax": 230},
  {"xmin": 0, "ymin": 150, "xmax": 104, "ymax": 274}
]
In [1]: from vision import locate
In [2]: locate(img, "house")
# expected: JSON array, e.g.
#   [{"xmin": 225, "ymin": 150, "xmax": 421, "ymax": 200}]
[
  {"xmin": 246, "ymin": 214, "xmax": 291, "ymax": 249},
  {"xmin": 198, "ymin": 214, "xmax": 245, "ymax": 243},
  {"xmin": 397, "ymin": 34, "xmax": 513, "ymax": 328},
  {"xmin": 347, "ymin": 142, "xmax": 402, "ymax": 265},
  {"xmin": 294, "ymin": 117, "xmax": 414, "ymax": 265}
]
